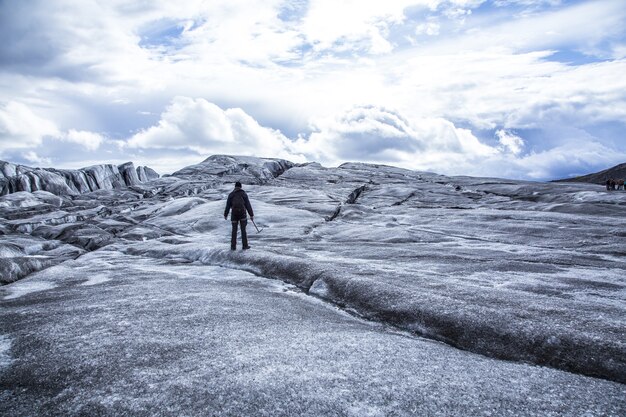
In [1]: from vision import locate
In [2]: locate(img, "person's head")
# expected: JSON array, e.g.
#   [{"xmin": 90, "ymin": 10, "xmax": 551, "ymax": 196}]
[{"xmin": 235, "ymin": 181, "xmax": 242, "ymax": 189}]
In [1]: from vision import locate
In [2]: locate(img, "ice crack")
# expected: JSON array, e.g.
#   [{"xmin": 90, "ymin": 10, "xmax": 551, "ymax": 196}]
[{"xmin": 326, "ymin": 184, "xmax": 368, "ymax": 221}]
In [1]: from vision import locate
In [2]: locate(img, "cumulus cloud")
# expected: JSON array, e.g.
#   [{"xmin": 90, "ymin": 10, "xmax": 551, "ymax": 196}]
[
  {"xmin": 128, "ymin": 100, "xmax": 504, "ymax": 174},
  {"xmin": 0, "ymin": 101, "xmax": 59, "ymax": 152},
  {"xmin": 126, "ymin": 96, "xmax": 306, "ymax": 162},
  {"xmin": 0, "ymin": 101, "xmax": 105, "ymax": 162},
  {"xmin": 22, "ymin": 151, "xmax": 52, "ymax": 166},
  {"xmin": 297, "ymin": 105, "xmax": 497, "ymax": 166},
  {"xmin": 123, "ymin": 99, "xmax": 626, "ymax": 180},
  {"xmin": 293, "ymin": 105, "xmax": 626, "ymax": 180},
  {"xmin": 489, "ymin": 140, "xmax": 623, "ymax": 180},
  {"xmin": 62, "ymin": 130, "xmax": 104, "ymax": 151}
]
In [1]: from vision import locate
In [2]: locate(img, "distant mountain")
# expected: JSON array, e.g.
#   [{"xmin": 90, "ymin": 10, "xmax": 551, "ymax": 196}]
[
  {"xmin": 0, "ymin": 160, "xmax": 159, "ymax": 196},
  {"xmin": 553, "ymin": 162, "xmax": 626, "ymax": 184}
]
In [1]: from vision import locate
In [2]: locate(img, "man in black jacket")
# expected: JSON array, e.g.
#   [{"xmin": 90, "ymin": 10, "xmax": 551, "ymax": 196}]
[{"xmin": 224, "ymin": 181, "xmax": 254, "ymax": 250}]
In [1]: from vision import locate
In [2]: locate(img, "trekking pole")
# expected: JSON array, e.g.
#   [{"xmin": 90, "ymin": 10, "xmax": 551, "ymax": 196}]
[{"xmin": 251, "ymin": 218, "xmax": 263, "ymax": 233}]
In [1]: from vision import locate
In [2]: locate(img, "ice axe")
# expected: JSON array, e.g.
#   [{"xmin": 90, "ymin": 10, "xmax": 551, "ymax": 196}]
[{"xmin": 251, "ymin": 218, "xmax": 263, "ymax": 233}]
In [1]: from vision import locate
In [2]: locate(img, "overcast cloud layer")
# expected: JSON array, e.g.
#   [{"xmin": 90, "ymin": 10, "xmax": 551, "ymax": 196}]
[{"xmin": 1, "ymin": 0, "xmax": 625, "ymax": 179}]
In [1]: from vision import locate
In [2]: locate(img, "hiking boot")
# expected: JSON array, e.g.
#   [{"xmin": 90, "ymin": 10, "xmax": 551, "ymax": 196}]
[
  {"xmin": 242, "ymin": 246, "xmax": 251, "ymax": 250},
  {"xmin": 231, "ymin": 247, "xmax": 236, "ymax": 251}
]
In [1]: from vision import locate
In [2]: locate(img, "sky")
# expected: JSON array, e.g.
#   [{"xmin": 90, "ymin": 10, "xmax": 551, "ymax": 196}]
[{"xmin": 1, "ymin": 0, "xmax": 625, "ymax": 180}]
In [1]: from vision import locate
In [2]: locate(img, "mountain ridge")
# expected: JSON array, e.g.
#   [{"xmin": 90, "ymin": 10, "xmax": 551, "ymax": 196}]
[{"xmin": 553, "ymin": 162, "xmax": 626, "ymax": 184}]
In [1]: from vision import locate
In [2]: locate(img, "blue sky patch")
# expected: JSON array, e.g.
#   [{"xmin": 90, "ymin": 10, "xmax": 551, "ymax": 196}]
[{"xmin": 138, "ymin": 19, "xmax": 187, "ymax": 48}]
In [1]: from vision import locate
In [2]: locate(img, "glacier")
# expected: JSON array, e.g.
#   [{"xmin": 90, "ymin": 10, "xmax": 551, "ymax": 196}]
[{"xmin": 1, "ymin": 155, "xmax": 625, "ymax": 416}]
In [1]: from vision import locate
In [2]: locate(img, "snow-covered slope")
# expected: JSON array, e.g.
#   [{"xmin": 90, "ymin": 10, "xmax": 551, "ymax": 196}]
[{"xmin": 1, "ymin": 155, "xmax": 625, "ymax": 415}]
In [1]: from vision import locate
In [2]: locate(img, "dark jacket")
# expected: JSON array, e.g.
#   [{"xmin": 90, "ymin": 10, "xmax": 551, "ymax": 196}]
[{"xmin": 224, "ymin": 188, "xmax": 254, "ymax": 221}]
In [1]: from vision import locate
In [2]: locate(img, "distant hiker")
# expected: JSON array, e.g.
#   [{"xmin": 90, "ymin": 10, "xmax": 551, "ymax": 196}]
[
  {"xmin": 611, "ymin": 179, "xmax": 617, "ymax": 190},
  {"xmin": 606, "ymin": 179, "xmax": 611, "ymax": 191},
  {"xmin": 224, "ymin": 181, "xmax": 254, "ymax": 250},
  {"xmin": 618, "ymin": 179, "xmax": 624, "ymax": 190}
]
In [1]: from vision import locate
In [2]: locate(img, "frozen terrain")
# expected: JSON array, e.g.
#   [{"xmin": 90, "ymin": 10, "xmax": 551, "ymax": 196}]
[
  {"xmin": 1, "ymin": 155, "xmax": 625, "ymax": 415},
  {"xmin": 0, "ymin": 160, "xmax": 158, "ymax": 196}
]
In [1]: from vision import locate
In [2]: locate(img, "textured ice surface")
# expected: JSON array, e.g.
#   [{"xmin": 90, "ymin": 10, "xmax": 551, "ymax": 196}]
[
  {"xmin": 0, "ymin": 250, "xmax": 624, "ymax": 416},
  {"xmin": 1, "ymin": 155, "xmax": 625, "ymax": 415},
  {"xmin": 2, "ymin": 279, "xmax": 57, "ymax": 300},
  {"xmin": 79, "ymin": 274, "xmax": 111, "ymax": 287},
  {"xmin": 0, "ymin": 160, "xmax": 158, "ymax": 196},
  {"xmin": 0, "ymin": 235, "xmax": 84, "ymax": 284},
  {"xmin": 0, "ymin": 335, "xmax": 11, "ymax": 369}
]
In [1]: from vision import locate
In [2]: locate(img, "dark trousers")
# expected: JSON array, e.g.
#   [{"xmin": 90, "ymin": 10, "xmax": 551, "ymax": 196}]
[{"xmin": 231, "ymin": 219, "xmax": 248, "ymax": 249}]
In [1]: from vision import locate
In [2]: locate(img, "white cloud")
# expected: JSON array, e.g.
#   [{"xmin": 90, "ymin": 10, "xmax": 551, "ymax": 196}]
[
  {"xmin": 496, "ymin": 129, "xmax": 525, "ymax": 155},
  {"xmin": 169, "ymin": 0, "xmax": 303, "ymax": 66},
  {"xmin": 0, "ymin": 1, "xmax": 157, "ymax": 86},
  {"xmin": 383, "ymin": 50, "xmax": 626, "ymax": 135},
  {"xmin": 422, "ymin": 0, "xmax": 626, "ymax": 55},
  {"xmin": 415, "ymin": 17, "xmax": 441, "ymax": 36},
  {"xmin": 128, "ymin": 101, "xmax": 506, "ymax": 174},
  {"xmin": 0, "ymin": 101, "xmax": 59, "ymax": 152},
  {"xmin": 293, "ymin": 105, "xmax": 626, "ymax": 180},
  {"xmin": 22, "ymin": 151, "xmax": 52, "ymax": 166},
  {"xmin": 127, "ymin": 96, "xmax": 306, "ymax": 162},
  {"xmin": 301, "ymin": 0, "xmax": 418, "ymax": 54},
  {"xmin": 495, "ymin": 140, "xmax": 624, "ymax": 180},
  {"xmin": 0, "ymin": 100, "xmax": 104, "ymax": 161},
  {"xmin": 63, "ymin": 129, "xmax": 104, "ymax": 151},
  {"xmin": 295, "ymin": 105, "xmax": 497, "ymax": 167}
]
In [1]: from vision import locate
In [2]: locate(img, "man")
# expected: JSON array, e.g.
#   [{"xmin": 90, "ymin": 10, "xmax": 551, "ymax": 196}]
[{"xmin": 224, "ymin": 181, "xmax": 254, "ymax": 250}]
